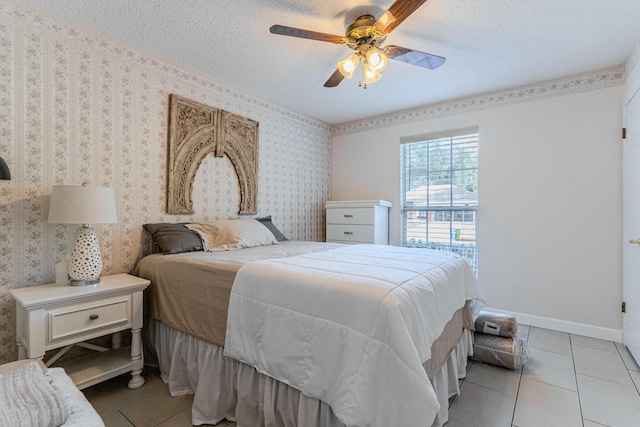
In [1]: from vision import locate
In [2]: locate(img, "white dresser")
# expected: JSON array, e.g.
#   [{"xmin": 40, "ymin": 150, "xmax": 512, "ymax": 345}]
[{"xmin": 325, "ymin": 200, "xmax": 392, "ymax": 245}]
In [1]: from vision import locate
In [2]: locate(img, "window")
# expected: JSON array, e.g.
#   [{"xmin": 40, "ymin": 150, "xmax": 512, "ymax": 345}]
[
  {"xmin": 433, "ymin": 211, "xmax": 475, "ymax": 222},
  {"xmin": 401, "ymin": 129, "xmax": 478, "ymax": 273}
]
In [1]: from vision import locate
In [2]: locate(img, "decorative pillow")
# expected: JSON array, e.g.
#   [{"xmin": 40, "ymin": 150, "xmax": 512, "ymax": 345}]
[
  {"xmin": 186, "ymin": 219, "xmax": 278, "ymax": 252},
  {"xmin": 143, "ymin": 223, "xmax": 204, "ymax": 254},
  {"xmin": 0, "ymin": 361, "xmax": 69, "ymax": 427},
  {"xmin": 255, "ymin": 215, "xmax": 289, "ymax": 242}
]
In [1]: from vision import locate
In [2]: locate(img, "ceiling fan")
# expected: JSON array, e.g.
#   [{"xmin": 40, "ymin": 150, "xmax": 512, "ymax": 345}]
[{"xmin": 269, "ymin": 0, "xmax": 445, "ymax": 89}]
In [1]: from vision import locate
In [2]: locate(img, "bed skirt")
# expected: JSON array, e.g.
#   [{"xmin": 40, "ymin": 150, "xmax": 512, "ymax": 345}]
[{"xmin": 152, "ymin": 319, "xmax": 472, "ymax": 426}]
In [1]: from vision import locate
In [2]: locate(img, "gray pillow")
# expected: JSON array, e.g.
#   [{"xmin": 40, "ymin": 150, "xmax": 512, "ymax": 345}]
[
  {"xmin": 143, "ymin": 223, "xmax": 204, "ymax": 254},
  {"xmin": 255, "ymin": 216, "xmax": 288, "ymax": 242}
]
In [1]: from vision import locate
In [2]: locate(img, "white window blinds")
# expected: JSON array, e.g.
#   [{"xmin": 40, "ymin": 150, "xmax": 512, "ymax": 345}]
[{"xmin": 400, "ymin": 129, "xmax": 479, "ymax": 273}]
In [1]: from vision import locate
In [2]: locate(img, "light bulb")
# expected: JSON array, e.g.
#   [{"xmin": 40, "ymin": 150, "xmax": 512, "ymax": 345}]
[
  {"xmin": 363, "ymin": 62, "xmax": 382, "ymax": 85},
  {"xmin": 337, "ymin": 53, "xmax": 360, "ymax": 78},
  {"xmin": 366, "ymin": 49, "xmax": 388, "ymax": 72}
]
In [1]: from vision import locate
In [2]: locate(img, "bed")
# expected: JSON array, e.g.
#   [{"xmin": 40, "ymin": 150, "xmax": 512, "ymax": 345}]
[{"xmin": 134, "ymin": 218, "xmax": 484, "ymax": 426}]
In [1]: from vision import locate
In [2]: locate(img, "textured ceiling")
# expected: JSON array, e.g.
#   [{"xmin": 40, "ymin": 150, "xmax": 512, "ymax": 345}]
[{"xmin": 17, "ymin": 0, "xmax": 640, "ymax": 125}]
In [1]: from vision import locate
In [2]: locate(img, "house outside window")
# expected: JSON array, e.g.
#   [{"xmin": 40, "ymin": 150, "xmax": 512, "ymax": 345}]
[{"xmin": 400, "ymin": 129, "xmax": 479, "ymax": 273}]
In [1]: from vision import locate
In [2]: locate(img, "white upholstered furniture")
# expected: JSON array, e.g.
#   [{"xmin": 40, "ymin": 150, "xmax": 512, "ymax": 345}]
[
  {"xmin": 9, "ymin": 273, "xmax": 150, "ymax": 390},
  {"xmin": 0, "ymin": 359, "xmax": 104, "ymax": 427},
  {"xmin": 325, "ymin": 199, "xmax": 392, "ymax": 244}
]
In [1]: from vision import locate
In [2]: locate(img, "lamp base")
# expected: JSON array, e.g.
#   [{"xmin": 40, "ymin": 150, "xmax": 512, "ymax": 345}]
[
  {"xmin": 68, "ymin": 226, "xmax": 103, "ymax": 286},
  {"xmin": 70, "ymin": 277, "xmax": 101, "ymax": 286}
]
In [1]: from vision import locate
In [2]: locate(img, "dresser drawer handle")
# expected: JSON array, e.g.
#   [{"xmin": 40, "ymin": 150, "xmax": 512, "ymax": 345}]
[
  {"xmin": 344, "ymin": 231, "xmax": 353, "ymax": 235},
  {"xmin": 89, "ymin": 314, "xmax": 99, "ymax": 320},
  {"xmin": 343, "ymin": 214, "xmax": 353, "ymax": 218}
]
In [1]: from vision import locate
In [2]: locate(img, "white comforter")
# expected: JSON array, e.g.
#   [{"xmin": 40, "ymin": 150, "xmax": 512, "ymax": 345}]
[{"xmin": 224, "ymin": 244, "xmax": 484, "ymax": 427}]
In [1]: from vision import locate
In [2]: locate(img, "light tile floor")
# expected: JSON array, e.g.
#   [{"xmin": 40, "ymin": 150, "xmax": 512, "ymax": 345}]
[
  {"xmin": 448, "ymin": 325, "xmax": 640, "ymax": 427},
  {"xmin": 82, "ymin": 369, "xmax": 233, "ymax": 427},
  {"xmin": 83, "ymin": 326, "xmax": 640, "ymax": 427}
]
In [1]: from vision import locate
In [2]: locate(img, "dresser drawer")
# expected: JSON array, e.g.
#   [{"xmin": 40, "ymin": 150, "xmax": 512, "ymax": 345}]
[
  {"xmin": 326, "ymin": 224, "xmax": 374, "ymax": 243},
  {"xmin": 48, "ymin": 297, "xmax": 131, "ymax": 343},
  {"xmin": 326, "ymin": 208, "xmax": 374, "ymax": 225}
]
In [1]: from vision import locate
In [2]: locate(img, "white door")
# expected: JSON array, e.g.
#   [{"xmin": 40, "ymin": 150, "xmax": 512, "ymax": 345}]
[{"xmin": 624, "ymin": 88, "xmax": 640, "ymax": 362}]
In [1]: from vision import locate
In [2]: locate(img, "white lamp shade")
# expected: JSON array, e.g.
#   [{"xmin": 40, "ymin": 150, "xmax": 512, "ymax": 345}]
[
  {"xmin": 363, "ymin": 63, "xmax": 382, "ymax": 85},
  {"xmin": 337, "ymin": 53, "xmax": 360, "ymax": 78},
  {"xmin": 366, "ymin": 49, "xmax": 388, "ymax": 72},
  {"xmin": 48, "ymin": 185, "xmax": 118, "ymax": 225}
]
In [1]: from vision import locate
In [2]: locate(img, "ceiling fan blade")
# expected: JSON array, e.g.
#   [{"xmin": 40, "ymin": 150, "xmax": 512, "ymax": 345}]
[
  {"xmin": 270, "ymin": 25, "xmax": 345, "ymax": 44},
  {"xmin": 324, "ymin": 69, "xmax": 345, "ymax": 87},
  {"xmin": 385, "ymin": 45, "xmax": 445, "ymax": 69},
  {"xmin": 375, "ymin": 0, "xmax": 428, "ymax": 33}
]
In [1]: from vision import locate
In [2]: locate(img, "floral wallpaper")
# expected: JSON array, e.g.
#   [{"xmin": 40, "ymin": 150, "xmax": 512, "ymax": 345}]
[{"xmin": 0, "ymin": 1, "xmax": 331, "ymax": 363}]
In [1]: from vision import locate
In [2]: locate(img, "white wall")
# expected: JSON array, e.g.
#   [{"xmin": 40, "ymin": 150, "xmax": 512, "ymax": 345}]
[
  {"xmin": 625, "ymin": 44, "xmax": 640, "ymax": 105},
  {"xmin": 332, "ymin": 86, "xmax": 623, "ymax": 337}
]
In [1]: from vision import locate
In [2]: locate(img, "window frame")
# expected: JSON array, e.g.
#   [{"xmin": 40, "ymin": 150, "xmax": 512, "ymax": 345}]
[{"xmin": 400, "ymin": 128, "xmax": 479, "ymax": 273}]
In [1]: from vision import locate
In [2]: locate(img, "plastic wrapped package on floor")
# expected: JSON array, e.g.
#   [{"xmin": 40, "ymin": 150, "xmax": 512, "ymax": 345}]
[
  {"xmin": 474, "ymin": 310, "xmax": 518, "ymax": 338},
  {"xmin": 471, "ymin": 334, "xmax": 529, "ymax": 370}
]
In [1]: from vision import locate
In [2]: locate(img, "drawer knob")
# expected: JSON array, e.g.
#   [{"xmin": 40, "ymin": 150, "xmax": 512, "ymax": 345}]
[
  {"xmin": 89, "ymin": 314, "xmax": 99, "ymax": 320},
  {"xmin": 344, "ymin": 214, "xmax": 353, "ymax": 218},
  {"xmin": 344, "ymin": 231, "xmax": 353, "ymax": 235}
]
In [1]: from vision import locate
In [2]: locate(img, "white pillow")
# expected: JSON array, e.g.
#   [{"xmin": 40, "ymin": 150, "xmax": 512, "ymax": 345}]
[{"xmin": 186, "ymin": 219, "xmax": 278, "ymax": 252}]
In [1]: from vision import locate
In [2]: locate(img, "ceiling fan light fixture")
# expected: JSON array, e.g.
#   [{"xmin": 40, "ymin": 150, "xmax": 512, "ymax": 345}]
[
  {"xmin": 366, "ymin": 48, "xmax": 388, "ymax": 72},
  {"xmin": 270, "ymin": 0, "xmax": 445, "ymax": 89},
  {"xmin": 337, "ymin": 53, "xmax": 360, "ymax": 78},
  {"xmin": 362, "ymin": 62, "xmax": 382, "ymax": 87}
]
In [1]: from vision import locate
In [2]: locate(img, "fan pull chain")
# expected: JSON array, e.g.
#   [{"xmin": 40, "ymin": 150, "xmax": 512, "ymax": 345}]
[{"xmin": 358, "ymin": 58, "xmax": 368, "ymax": 89}]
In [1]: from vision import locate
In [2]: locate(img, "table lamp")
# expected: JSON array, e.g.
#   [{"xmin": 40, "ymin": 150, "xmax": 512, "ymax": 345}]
[{"xmin": 47, "ymin": 184, "xmax": 118, "ymax": 286}]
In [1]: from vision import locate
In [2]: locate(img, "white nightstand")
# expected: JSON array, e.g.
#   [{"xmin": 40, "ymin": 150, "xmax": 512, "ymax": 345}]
[{"xmin": 9, "ymin": 273, "xmax": 150, "ymax": 390}]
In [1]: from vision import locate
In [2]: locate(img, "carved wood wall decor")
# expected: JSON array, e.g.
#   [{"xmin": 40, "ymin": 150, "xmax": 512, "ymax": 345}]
[{"xmin": 167, "ymin": 94, "xmax": 259, "ymax": 214}]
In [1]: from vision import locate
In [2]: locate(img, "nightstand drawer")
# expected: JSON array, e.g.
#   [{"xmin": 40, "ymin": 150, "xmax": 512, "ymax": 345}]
[
  {"xmin": 326, "ymin": 208, "xmax": 374, "ymax": 225},
  {"xmin": 48, "ymin": 297, "xmax": 131, "ymax": 343},
  {"xmin": 326, "ymin": 224, "xmax": 374, "ymax": 243}
]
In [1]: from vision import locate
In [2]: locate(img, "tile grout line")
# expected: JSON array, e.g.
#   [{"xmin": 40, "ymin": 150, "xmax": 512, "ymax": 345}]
[
  {"xmin": 567, "ymin": 333, "xmax": 587, "ymax": 427},
  {"xmin": 120, "ymin": 410, "xmax": 135, "ymax": 427},
  {"xmin": 615, "ymin": 343, "xmax": 640, "ymax": 395},
  {"xmin": 509, "ymin": 364, "xmax": 523, "ymax": 427},
  {"xmin": 510, "ymin": 327, "xmax": 529, "ymax": 427}
]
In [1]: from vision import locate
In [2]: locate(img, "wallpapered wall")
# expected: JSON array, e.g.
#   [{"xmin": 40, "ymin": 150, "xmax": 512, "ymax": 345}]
[{"xmin": 0, "ymin": 1, "xmax": 331, "ymax": 363}]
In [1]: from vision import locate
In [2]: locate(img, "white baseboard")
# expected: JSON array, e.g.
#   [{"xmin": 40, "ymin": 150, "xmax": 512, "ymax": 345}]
[{"xmin": 482, "ymin": 306, "xmax": 623, "ymax": 343}]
